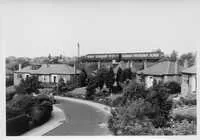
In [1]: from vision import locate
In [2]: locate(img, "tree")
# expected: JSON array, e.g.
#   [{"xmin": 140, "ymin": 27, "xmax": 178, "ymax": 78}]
[
  {"xmin": 116, "ymin": 67, "xmax": 125, "ymax": 83},
  {"xmin": 16, "ymin": 76, "xmax": 41, "ymax": 94},
  {"xmin": 123, "ymin": 68, "xmax": 132, "ymax": 80},
  {"xmin": 79, "ymin": 69, "xmax": 87, "ymax": 87},
  {"xmin": 179, "ymin": 52, "xmax": 196, "ymax": 67},
  {"xmin": 169, "ymin": 50, "xmax": 178, "ymax": 61},
  {"xmin": 105, "ymin": 67, "xmax": 115, "ymax": 92},
  {"xmin": 164, "ymin": 81, "xmax": 181, "ymax": 94},
  {"xmin": 56, "ymin": 78, "xmax": 66, "ymax": 95},
  {"xmin": 86, "ymin": 76, "xmax": 98, "ymax": 100}
]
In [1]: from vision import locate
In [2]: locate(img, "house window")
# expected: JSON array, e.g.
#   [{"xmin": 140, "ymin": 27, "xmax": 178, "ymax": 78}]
[{"xmin": 53, "ymin": 76, "xmax": 56, "ymax": 83}]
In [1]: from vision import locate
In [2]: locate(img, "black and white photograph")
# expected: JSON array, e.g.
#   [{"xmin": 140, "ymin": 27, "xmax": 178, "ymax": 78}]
[{"xmin": 1, "ymin": 0, "xmax": 199, "ymax": 137}]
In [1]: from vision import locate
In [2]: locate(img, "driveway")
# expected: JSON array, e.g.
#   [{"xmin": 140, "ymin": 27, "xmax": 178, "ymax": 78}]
[{"xmin": 44, "ymin": 97, "xmax": 112, "ymax": 136}]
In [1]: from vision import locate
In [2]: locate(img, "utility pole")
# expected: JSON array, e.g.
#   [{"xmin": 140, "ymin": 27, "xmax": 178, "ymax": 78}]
[
  {"xmin": 75, "ymin": 42, "xmax": 80, "ymax": 75},
  {"xmin": 77, "ymin": 42, "xmax": 80, "ymax": 68}
]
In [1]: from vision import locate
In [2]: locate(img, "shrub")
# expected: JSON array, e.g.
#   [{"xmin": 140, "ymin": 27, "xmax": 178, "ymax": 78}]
[
  {"xmin": 79, "ymin": 69, "xmax": 87, "ymax": 87},
  {"xmin": 122, "ymin": 80, "xmax": 147, "ymax": 104},
  {"xmin": 15, "ymin": 76, "xmax": 41, "ymax": 94},
  {"xmin": 108, "ymin": 81, "xmax": 174, "ymax": 135},
  {"xmin": 6, "ymin": 77, "xmax": 14, "ymax": 87},
  {"xmin": 6, "ymin": 93, "xmax": 53, "ymax": 135},
  {"xmin": 6, "ymin": 86, "xmax": 16, "ymax": 101},
  {"xmin": 112, "ymin": 96, "xmax": 124, "ymax": 107},
  {"xmin": 164, "ymin": 81, "xmax": 181, "ymax": 94},
  {"xmin": 6, "ymin": 94, "xmax": 35, "ymax": 119},
  {"xmin": 6, "ymin": 114, "xmax": 30, "ymax": 136},
  {"xmin": 172, "ymin": 120, "xmax": 196, "ymax": 135}
]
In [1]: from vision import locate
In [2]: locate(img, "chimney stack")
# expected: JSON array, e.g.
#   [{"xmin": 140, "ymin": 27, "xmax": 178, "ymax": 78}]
[
  {"xmin": 174, "ymin": 61, "xmax": 178, "ymax": 74},
  {"xmin": 143, "ymin": 60, "xmax": 147, "ymax": 70},
  {"xmin": 183, "ymin": 59, "xmax": 189, "ymax": 68},
  {"xmin": 18, "ymin": 64, "xmax": 22, "ymax": 71},
  {"xmin": 74, "ymin": 64, "xmax": 76, "ymax": 74}
]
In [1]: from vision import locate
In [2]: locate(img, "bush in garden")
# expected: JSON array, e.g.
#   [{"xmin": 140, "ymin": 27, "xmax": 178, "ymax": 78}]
[
  {"xmin": 112, "ymin": 96, "xmax": 125, "ymax": 107},
  {"xmin": 79, "ymin": 69, "xmax": 87, "ymax": 87},
  {"xmin": 6, "ymin": 93, "xmax": 53, "ymax": 132},
  {"xmin": 145, "ymin": 83, "xmax": 173, "ymax": 128},
  {"xmin": 108, "ymin": 81, "xmax": 174, "ymax": 135},
  {"xmin": 164, "ymin": 81, "xmax": 181, "ymax": 94},
  {"xmin": 6, "ymin": 86, "xmax": 17, "ymax": 101},
  {"xmin": 35, "ymin": 94, "xmax": 54, "ymax": 105},
  {"xmin": 105, "ymin": 67, "xmax": 115, "ymax": 92},
  {"xmin": 122, "ymin": 80, "xmax": 147, "ymax": 104},
  {"xmin": 6, "ymin": 114, "xmax": 30, "ymax": 136},
  {"xmin": 171, "ymin": 120, "xmax": 196, "ymax": 135},
  {"xmin": 15, "ymin": 76, "xmax": 41, "ymax": 94},
  {"xmin": 55, "ymin": 78, "xmax": 67, "ymax": 95},
  {"xmin": 108, "ymin": 100, "xmax": 164, "ymax": 135},
  {"xmin": 6, "ymin": 94, "xmax": 35, "ymax": 120},
  {"xmin": 6, "ymin": 77, "xmax": 14, "ymax": 87},
  {"xmin": 85, "ymin": 76, "xmax": 98, "ymax": 100}
]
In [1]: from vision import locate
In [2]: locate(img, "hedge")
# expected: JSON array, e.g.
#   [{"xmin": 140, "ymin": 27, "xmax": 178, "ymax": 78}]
[{"xmin": 6, "ymin": 114, "xmax": 30, "ymax": 136}]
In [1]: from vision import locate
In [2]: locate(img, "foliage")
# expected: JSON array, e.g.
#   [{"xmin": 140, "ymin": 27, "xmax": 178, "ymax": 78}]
[
  {"xmin": 6, "ymin": 86, "xmax": 17, "ymax": 101},
  {"xmin": 6, "ymin": 94, "xmax": 35, "ymax": 119},
  {"xmin": 164, "ymin": 81, "xmax": 181, "ymax": 94},
  {"xmin": 105, "ymin": 67, "xmax": 115, "ymax": 92},
  {"xmin": 171, "ymin": 120, "xmax": 196, "ymax": 135},
  {"xmin": 6, "ymin": 93, "xmax": 53, "ymax": 135},
  {"xmin": 86, "ymin": 76, "xmax": 98, "ymax": 100},
  {"xmin": 122, "ymin": 80, "xmax": 147, "ymax": 104},
  {"xmin": 15, "ymin": 76, "xmax": 41, "ymax": 94},
  {"xmin": 55, "ymin": 78, "xmax": 67, "ymax": 95},
  {"xmin": 6, "ymin": 114, "xmax": 30, "ymax": 136},
  {"xmin": 6, "ymin": 77, "xmax": 14, "ymax": 87},
  {"xmin": 109, "ymin": 81, "xmax": 174, "ymax": 135},
  {"xmin": 178, "ymin": 52, "xmax": 196, "ymax": 67},
  {"xmin": 116, "ymin": 67, "xmax": 123, "ymax": 83},
  {"xmin": 79, "ymin": 69, "xmax": 88, "ymax": 87},
  {"xmin": 169, "ymin": 50, "xmax": 178, "ymax": 61},
  {"xmin": 123, "ymin": 68, "xmax": 132, "ymax": 80}
]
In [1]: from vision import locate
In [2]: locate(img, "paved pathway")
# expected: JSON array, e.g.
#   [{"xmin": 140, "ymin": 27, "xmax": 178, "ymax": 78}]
[{"xmin": 44, "ymin": 97, "xmax": 112, "ymax": 136}]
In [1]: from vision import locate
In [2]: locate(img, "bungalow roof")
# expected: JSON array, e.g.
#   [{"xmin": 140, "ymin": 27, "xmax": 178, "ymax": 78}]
[
  {"xmin": 137, "ymin": 61, "xmax": 184, "ymax": 76},
  {"xmin": 15, "ymin": 64, "xmax": 80, "ymax": 75}
]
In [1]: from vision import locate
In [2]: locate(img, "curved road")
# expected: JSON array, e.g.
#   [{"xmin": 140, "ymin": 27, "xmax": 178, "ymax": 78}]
[{"xmin": 44, "ymin": 98, "xmax": 112, "ymax": 136}]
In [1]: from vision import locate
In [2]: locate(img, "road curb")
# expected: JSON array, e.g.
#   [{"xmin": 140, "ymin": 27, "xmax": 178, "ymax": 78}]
[{"xmin": 22, "ymin": 105, "xmax": 66, "ymax": 136}]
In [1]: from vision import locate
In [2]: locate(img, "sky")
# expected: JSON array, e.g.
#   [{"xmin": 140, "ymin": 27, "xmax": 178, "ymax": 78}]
[{"xmin": 2, "ymin": 0, "xmax": 200, "ymax": 58}]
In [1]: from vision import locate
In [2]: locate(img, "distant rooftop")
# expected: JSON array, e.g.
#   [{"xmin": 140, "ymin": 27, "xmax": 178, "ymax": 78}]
[
  {"xmin": 137, "ymin": 61, "xmax": 184, "ymax": 76},
  {"xmin": 182, "ymin": 65, "xmax": 196, "ymax": 74},
  {"xmin": 15, "ymin": 64, "xmax": 80, "ymax": 75}
]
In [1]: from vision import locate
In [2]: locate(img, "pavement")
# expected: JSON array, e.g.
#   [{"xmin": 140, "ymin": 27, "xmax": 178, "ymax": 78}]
[{"xmin": 22, "ymin": 105, "xmax": 66, "ymax": 136}]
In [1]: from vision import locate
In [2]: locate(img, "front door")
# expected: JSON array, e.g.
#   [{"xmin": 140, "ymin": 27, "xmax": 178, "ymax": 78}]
[{"xmin": 53, "ymin": 76, "xmax": 56, "ymax": 83}]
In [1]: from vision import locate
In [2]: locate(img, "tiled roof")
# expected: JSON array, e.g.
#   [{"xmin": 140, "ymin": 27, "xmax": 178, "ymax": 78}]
[
  {"xmin": 15, "ymin": 64, "xmax": 80, "ymax": 75},
  {"xmin": 137, "ymin": 61, "xmax": 184, "ymax": 76},
  {"xmin": 182, "ymin": 65, "xmax": 196, "ymax": 74}
]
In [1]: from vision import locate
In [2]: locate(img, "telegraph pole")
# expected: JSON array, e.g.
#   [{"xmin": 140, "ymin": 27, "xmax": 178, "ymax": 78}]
[{"xmin": 77, "ymin": 42, "xmax": 80, "ymax": 68}]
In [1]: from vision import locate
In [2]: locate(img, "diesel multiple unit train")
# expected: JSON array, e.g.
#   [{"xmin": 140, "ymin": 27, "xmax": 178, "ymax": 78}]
[{"xmin": 80, "ymin": 51, "xmax": 164, "ymax": 62}]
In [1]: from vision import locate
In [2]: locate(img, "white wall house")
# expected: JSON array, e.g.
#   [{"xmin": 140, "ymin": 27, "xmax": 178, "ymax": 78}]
[
  {"xmin": 14, "ymin": 64, "xmax": 80, "ymax": 85},
  {"xmin": 181, "ymin": 65, "xmax": 197, "ymax": 96},
  {"xmin": 137, "ymin": 60, "xmax": 183, "ymax": 88}
]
